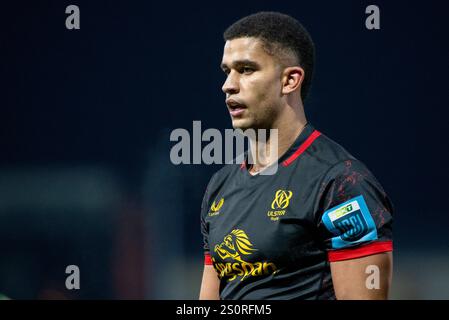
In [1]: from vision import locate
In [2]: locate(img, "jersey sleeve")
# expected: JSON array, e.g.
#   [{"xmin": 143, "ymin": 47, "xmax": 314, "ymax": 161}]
[
  {"xmin": 315, "ymin": 159, "xmax": 394, "ymax": 262},
  {"xmin": 200, "ymin": 175, "xmax": 215, "ymax": 265}
]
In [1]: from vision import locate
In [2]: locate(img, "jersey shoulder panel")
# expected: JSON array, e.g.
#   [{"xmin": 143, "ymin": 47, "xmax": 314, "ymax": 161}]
[
  {"xmin": 307, "ymin": 132, "xmax": 359, "ymax": 169},
  {"xmin": 200, "ymin": 164, "xmax": 240, "ymax": 218}
]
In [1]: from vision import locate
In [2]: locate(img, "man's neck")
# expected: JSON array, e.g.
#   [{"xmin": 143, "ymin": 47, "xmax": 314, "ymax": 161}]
[{"xmin": 248, "ymin": 105, "xmax": 307, "ymax": 175}]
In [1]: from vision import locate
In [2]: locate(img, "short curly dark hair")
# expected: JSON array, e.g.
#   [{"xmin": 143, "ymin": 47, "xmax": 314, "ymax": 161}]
[{"xmin": 224, "ymin": 12, "xmax": 315, "ymax": 101}]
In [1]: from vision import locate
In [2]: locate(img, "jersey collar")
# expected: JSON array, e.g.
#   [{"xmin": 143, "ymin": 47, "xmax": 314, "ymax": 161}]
[{"xmin": 240, "ymin": 123, "xmax": 321, "ymax": 171}]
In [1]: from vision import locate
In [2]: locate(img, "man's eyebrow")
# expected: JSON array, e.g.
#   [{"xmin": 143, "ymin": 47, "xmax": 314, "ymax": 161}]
[{"xmin": 220, "ymin": 59, "xmax": 260, "ymax": 70}]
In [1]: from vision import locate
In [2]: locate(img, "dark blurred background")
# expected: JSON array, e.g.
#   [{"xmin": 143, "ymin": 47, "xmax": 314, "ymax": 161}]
[{"xmin": 0, "ymin": 0, "xmax": 448, "ymax": 299}]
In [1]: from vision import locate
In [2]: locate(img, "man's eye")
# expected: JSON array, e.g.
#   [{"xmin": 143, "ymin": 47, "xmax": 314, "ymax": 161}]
[{"xmin": 242, "ymin": 67, "xmax": 254, "ymax": 74}]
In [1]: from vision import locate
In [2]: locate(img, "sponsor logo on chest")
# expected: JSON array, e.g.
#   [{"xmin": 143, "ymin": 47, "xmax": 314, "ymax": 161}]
[{"xmin": 212, "ymin": 229, "xmax": 278, "ymax": 281}]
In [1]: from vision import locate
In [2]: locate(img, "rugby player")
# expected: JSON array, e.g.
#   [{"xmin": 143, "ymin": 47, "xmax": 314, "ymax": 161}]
[{"xmin": 199, "ymin": 12, "xmax": 393, "ymax": 300}]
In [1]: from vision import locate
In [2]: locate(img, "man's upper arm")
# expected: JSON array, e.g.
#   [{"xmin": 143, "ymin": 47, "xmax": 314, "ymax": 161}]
[
  {"xmin": 199, "ymin": 265, "xmax": 220, "ymax": 300},
  {"xmin": 315, "ymin": 159, "xmax": 394, "ymax": 299},
  {"xmin": 330, "ymin": 251, "xmax": 393, "ymax": 299}
]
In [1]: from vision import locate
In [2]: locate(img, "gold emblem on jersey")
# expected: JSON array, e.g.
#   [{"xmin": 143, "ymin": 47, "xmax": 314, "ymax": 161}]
[
  {"xmin": 214, "ymin": 229, "xmax": 256, "ymax": 262},
  {"xmin": 208, "ymin": 198, "xmax": 224, "ymax": 216},
  {"xmin": 212, "ymin": 229, "xmax": 277, "ymax": 282},
  {"xmin": 268, "ymin": 189, "xmax": 293, "ymax": 221},
  {"xmin": 271, "ymin": 190, "xmax": 292, "ymax": 209}
]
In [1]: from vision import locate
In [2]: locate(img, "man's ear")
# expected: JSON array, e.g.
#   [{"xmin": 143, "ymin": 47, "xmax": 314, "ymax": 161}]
[{"xmin": 281, "ymin": 66, "xmax": 304, "ymax": 95}]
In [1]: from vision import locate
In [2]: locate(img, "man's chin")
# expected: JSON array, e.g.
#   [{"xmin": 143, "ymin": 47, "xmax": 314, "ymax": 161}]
[{"xmin": 231, "ymin": 118, "xmax": 253, "ymax": 131}]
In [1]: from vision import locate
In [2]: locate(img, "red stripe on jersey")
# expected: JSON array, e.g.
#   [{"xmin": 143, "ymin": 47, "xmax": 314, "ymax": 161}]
[
  {"xmin": 327, "ymin": 240, "xmax": 393, "ymax": 262},
  {"xmin": 282, "ymin": 130, "xmax": 321, "ymax": 167},
  {"xmin": 204, "ymin": 253, "xmax": 213, "ymax": 265}
]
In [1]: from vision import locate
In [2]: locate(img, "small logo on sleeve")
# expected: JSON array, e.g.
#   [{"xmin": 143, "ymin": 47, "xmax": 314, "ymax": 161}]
[{"xmin": 322, "ymin": 195, "xmax": 377, "ymax": 249}]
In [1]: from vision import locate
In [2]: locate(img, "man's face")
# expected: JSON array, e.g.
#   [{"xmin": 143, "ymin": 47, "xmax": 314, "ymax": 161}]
[{"xmin": 221, "ymin": 37, "xmax": 284, "ymax": 130}]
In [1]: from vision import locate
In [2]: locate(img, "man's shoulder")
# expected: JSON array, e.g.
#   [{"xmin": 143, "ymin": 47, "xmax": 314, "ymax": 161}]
[
  {"xmin": 307, "ymin": 131, "xmax": 360, "ymax": 170},
  {"xmin": 310, "ymin": 131, "xmax": 379, "ymax": 184},
  {"xmin": 200, "ymin": 163, "xmax": 240, "ymax": 213}
]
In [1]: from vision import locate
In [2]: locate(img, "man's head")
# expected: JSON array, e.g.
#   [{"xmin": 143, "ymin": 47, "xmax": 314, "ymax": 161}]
[{"xmin": 221, "ymin": 12, "xmax": 315, "ymax": 130}]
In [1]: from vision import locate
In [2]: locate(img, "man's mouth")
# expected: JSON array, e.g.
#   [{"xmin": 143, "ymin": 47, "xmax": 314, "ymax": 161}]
[{"xmin": 226, "ymin": 99, "xmax": 247, "ymax": 117}]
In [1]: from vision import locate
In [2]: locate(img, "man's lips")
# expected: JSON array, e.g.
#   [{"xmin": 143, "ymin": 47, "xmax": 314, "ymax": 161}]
[{"xmin": 226, "ymin": 99, "xmax": 247, "ymax": 117}]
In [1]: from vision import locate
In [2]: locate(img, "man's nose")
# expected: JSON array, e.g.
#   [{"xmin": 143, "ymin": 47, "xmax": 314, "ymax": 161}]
[{"xmin": 222, "ymin": 71, "xmax": 239, "ymax": 95}]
